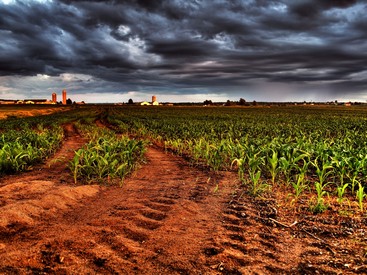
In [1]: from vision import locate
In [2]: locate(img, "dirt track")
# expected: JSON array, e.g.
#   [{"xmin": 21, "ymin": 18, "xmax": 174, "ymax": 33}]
[{"xmin": 0, "ymin": 124, "xmax": 366, "ymax": 274}]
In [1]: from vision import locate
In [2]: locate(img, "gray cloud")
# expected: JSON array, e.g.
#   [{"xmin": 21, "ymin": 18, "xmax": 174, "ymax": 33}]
[{"xmin": 0, "ymin": 0, "xmax": 366, "ymax": 102}]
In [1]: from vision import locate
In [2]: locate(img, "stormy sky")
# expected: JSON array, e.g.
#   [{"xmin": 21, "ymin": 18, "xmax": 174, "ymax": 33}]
[{"xmin": 0, "ymin": 0, "xmax": 366, "ymax": 103}]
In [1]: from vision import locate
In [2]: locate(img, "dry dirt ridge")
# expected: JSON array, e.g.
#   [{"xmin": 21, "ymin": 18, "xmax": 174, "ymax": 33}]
[{"xmin": 0, "ymin": 123, "xmax": 366, "ymax": 274}]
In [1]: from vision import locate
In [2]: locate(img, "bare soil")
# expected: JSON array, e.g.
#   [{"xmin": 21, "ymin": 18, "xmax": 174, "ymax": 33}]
[{"xmin": 0, "ymin": 124, "xmax": 366, "ymax": 274}]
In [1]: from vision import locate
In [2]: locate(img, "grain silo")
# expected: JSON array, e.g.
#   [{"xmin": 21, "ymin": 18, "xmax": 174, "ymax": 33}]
[
  {"xmin": 52, "ymin": 92, "xmax": 57, "ymax": 103},
  {"xmin": 62, "ymin": 90, "xmax": 67, "ymax": 105},
  {"xmin": 152, "ymin": 95, "xmax": 157, "ymax": 103}
]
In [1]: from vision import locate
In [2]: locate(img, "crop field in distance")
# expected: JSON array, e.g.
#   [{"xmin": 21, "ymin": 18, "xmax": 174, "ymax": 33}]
[
  {"xmin": 0, "ymin": 104, "xmax": 71, "ymax": 120},
  {"xmin": 0, "ymin": 104, "xmax": 366, "ymax": 274}
]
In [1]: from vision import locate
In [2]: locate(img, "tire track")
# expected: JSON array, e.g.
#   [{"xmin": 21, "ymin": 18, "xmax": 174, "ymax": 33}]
[
  {"xmin": 207, "ymin": 195, "xmax": 299, "ymax": 274},
  {"xmin": 0, "ymin": 145, "xmax": 238, "ymax": 274}
]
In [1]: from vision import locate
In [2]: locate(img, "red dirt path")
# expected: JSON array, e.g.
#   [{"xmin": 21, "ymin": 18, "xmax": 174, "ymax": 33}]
[{"xmin": 0, "ymin": 124, "xmax": 366, "ymax": 274}]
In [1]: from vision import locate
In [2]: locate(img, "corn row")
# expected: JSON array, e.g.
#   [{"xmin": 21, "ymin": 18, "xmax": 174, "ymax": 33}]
[{"xmin": 69, "ymin": 123, "xmax": 146, "ymax": 185}]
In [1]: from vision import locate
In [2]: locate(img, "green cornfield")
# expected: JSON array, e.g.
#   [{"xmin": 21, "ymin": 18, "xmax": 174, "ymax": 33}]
[
  {"xmin": 106, "ymin": 105, "xmax": 367, "ymax": 213},
  {"xmin": 1, "ymin": 105, "xmax": 367, "ymax": 213}
]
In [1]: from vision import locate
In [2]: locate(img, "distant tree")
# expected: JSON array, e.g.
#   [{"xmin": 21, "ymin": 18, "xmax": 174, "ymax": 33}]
[
  {"xmin": 225, "ymin": 100, "xmax": 232, "ymax": 106},
  {"xmin": 252, "ymin": 100, "xmax": 257, "ymax": 106},
  {"xmin": 128, "ymin": 98, "xmax": 134, "ymax": 104},
  {"xmin": 239, "ymin": 98, "xmax": 246, "ymax": 105},
  {"xmin": 66, "ymin": 98, "xmax": 72, "ymax": 105},
  {"xmin": 203, "ymin": 100, "xmax": 213, "ymax": 105}
]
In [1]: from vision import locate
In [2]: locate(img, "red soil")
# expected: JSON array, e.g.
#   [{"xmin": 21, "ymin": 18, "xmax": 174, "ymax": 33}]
[{"xmin": 0, "ymin": 124, "xmax": 366, "ymax": 274}]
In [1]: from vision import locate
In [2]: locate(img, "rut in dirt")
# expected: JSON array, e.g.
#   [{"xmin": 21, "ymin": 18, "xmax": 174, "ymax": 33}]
[
  {"xmin": 45, "ymin": 123, "xmax": 86, "ymax": 178},
  {"xmin": 0, "ymin": 142, "xmax": 240, "ymax": 274}
]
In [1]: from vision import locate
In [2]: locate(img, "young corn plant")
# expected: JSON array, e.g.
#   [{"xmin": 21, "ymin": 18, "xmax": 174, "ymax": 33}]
[
  {"xmin": 356, "ymin": 182, "xmax": 366, "ymax": 212},
  {"xmin": 248, "ymin": 152, "xmax": 265, "ymax": 174},
  {"xmin": 231, "ymin": 157, "xmax": 247, "ymax": 183},
  {"xmin": 284, "ymin": 151, "xmax": 310, "ymax": 186},
  {"xmin": 311, "ymin": 157, "xmax": 334, "ymax": 189},
  {"xmin": 308, "ymin": 158, "xmax": 335, "ymax": 214},
  {"xmin": 332, "ymin": 155, "xmax": 350, "ymax": 187},
  {"xmin": 336, "ymin": 183, "xmax": 349, "ymax": 205},
  {"xmin": 267, "ymin": 149, "xmax": 279, "ymax": 184},
  {"xmin": 310, "ymin": 181, "xmax": 329, "ymax": 214},
  {"xmin": 279, "ymin": 156, "xmax": 292, "ymax": 184},
  {"xmin": 347, "ymin": 170, "xmax": 360, "ymax": 194},
  {"xmin": 248, "ymin": 169, "xmax": 269, "ymax": 196},
  {"xmin": 291, "ymin": 173, "xmax": 307, "ymax": 201}
]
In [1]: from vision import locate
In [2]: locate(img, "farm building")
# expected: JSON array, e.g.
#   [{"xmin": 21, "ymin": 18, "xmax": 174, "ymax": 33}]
[
  {"xmin": 152, "ymin": 95, "xmax": 159, "ymax": 105},
  {"xmin": 23, "ymin": 99, "xmax": 51, "ymax": 104},
  {"xmin": 52, "ymin": 93, "xmax": 57, "ymax": 103}
]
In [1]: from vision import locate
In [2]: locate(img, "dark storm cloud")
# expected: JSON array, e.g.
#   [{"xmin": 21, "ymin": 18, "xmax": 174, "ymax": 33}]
[
  {"xmin": 0, "ymin": 0, "xmax": 366, "ymax": 100},
  {"xmin": 288, "ymin": 0, "xmax": 358, "ymax": 18},
  {"xmin": 148, "ymin": 39, "xmax": 218, "ymax": 58}
]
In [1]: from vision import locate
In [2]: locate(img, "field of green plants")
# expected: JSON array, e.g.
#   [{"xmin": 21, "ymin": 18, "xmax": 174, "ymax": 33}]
[
  {"xmin": 0, "ymin": 107, "xmax": 146, "ymax": 184},
  {"xmin": 0, "ymin": 111, "xmax": 68, "ymax": 175},
  {"xmin": 106, "ymin": 105, "xmax": 367, "ymax": 214},
  {"xmin": 1, "ymin": 105, "xmax": 367, "ymax": 214},
  {"xmin": 70, "ymin": 118, "xmax": 146, "ymax": 185}
]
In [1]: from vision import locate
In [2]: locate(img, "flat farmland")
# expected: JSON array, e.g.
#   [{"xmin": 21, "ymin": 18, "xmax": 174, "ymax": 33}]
[
  {"xmin": 0, "ymin": 105, "xmax": 366, "ymax": 274},
  {"xmin": 0, "ymin": 104, "xmax": 71, "ymax": 120}
]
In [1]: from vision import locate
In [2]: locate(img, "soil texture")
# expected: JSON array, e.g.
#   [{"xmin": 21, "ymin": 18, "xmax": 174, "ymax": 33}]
[{"xmin": 0, "ymin": 124, "xmax": 366, "ymax": 274}]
